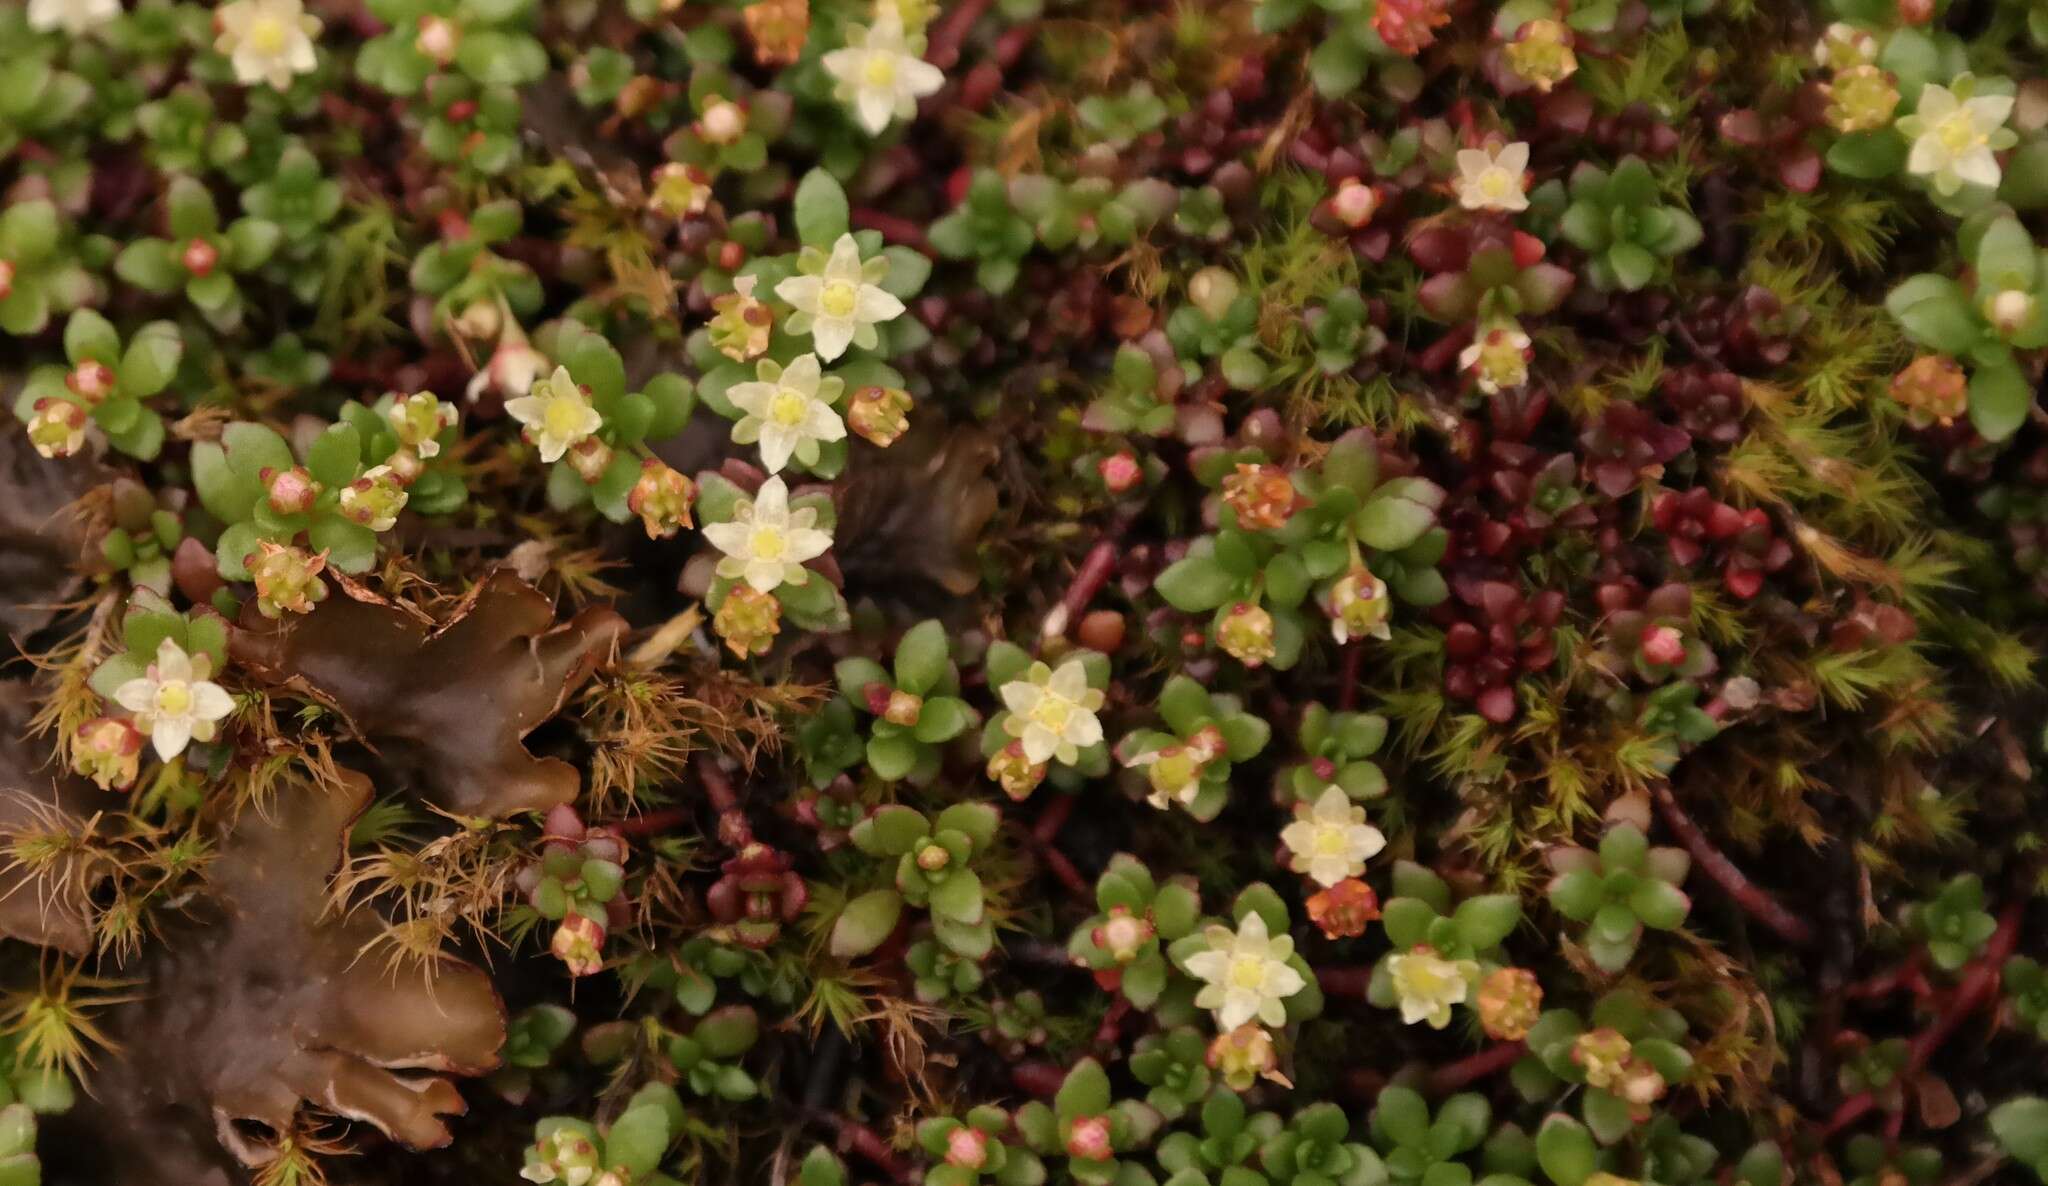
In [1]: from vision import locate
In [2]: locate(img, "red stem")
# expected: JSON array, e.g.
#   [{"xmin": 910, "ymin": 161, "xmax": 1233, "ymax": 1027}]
[
  {"xmin": 1315, "ymin": 966, "xmax": 1375, "ymax": 998},
  {"xmin": 814, "ymin": 1112, "xmax": 914, "ymax": 1184},
  {"xmin": 1034, "ymin": 840, "xmax": 1092, "ymax": 900},
  {"xmin": 1843, "ymin": 949, "xmax": 1932, "ymax": 1001},
  {"xmin": 1652, "ymin": 782, "xmax": 1812, "ymax": 946},
  {"xmin": 850, "ymin": 207, "xmax": 935, "ymax": 257},
  {"xmin": 607, "ymin": 807, "xmax": 691, "ymax": 837},
  {"xmin": 1337, "ymin": 642, "xmax": 1363, "ymax": 712},
  {"xmin": 1033, "ymin": 794, "xmax": 1076, "ymax": 845},
  {"xmin": 1427, "ymin": 1040, "xmax": 1528, "ymax": 1094},
  {"xmin": 1095, "ymin": 997, "xmax": 1132, "ymax": 1049},
  {"xmin": 695, "ymin": 755, "xmax": 753, "ymax": 848},
  {"xmin": 924, "ymin": 0, "xmax": 993, "ymax": 69},
  {"xmin": 1820, "ymin": 901, "xmax": 2024, "ymax": 1139},
  {"xmin": 1011, "ymin": 1061, "xmax": 1066, "ymax": 1098},
  {"xmin": 1041, "ymin": 539, "xmax": 1120, "ymax": 642}
]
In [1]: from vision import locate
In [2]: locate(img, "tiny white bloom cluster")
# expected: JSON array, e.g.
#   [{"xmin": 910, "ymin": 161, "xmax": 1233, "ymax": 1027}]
[
  {"xmin": 113, "ymin": 639, "xmax": 235, "ymax": 762},
  {"xmin": 1183, "ymin": 913, "xmax": 1308, "ymax": 1031},
  {"xmin": 703, "ymin": 476, "xmax": 834, "ymax": 594},
  {"xmin": 28, "ymin": 0, "xmax": 121, "ymax": 36},
  {"xmin": 505, "ymin": 366, "xmax": 604, "ymax": 464},
  {"xmin": 1453, "ymin": 142, "xmax": 1530, "ymax": 213},
  {"xmin": 1279, "ymin": 786, "xmax": 1387, "ymax": 888},
  {"xmin": 998, "ymin": 658, "xmax": 1106, "ymax": 766},
  {"xmin": 214, "ymin": 0, "xmax": 323, "ymax": 92},
  {"xmin": 823, "ymin": 6, "xmax": 945, "ymax": 136}
]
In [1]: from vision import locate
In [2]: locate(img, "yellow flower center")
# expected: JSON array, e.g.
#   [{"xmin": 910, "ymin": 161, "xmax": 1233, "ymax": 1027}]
[
  {"xmin": 1029, "ymin": 693, "xmax": 1073, "ymax": 732},
  {"xmin": 155, "ymin": 681, "xmax": 193, "ymax": 717},
  {"xmin": 1312, "ymin": 826, "xmax": 1350, "ymax": 856},
  {"xmin": 1228, "ymin": 954, "xmax": 1269, "ymax": 990},
  {"xmin": 1936, "ymin": 110, "xmax": 1985, "ymax": 156},
  {"xmin": 769, "ymin": 387, "xmax": 811, "ymax": 426},
  {"xmin": 1479, "ymin": 169, "xmax": 1515, "ymax": 200},
  {"xmin": 863, "ymin": 53, "xmax": 898, "ymax": 88},
  {"xmin": 820, "ymin": 280, "xmax": 859, "ymax": 318},
  {"xmin": 1401, "ymin": 959, "xmax": 1455, "ymax": 998},
  {"xmin": 749, "ymin": 527, "xmax": 787, "ymax": 560},
  {"xmin": 543, "ymin": 397, "xmax": 587, "ymax": 440},
  {"xmin": 247, "ymin": 14, "xmax": 291, "ymax": 54}
]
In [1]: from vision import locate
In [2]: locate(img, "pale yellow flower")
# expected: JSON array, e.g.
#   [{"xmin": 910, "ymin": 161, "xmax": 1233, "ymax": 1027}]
[
  {"xmin": 1183, "ymin": 912, "xmax": 1308, "ymax": 1031},
  {"xmin": 702, "ymin": 476, "xmax": 834, "ymax": 593},
  {"xmin": 1386, "ymin": 945, "xmax": 1480, "ymax": 1028},
  {"xmin": 998, "ymin": 658, "xmax": 1105, "ymax": 766},
  {"xmin": 1280, "ymin": 785, "xmax": 1387, "ymax": 888},
  {"xmin": 505, "ymin": 366, "xmax": 604, "ymax": 464},
  {"xmin": 112, "ymin": 638, "xmax": 235, "ymax": 762},
  {"xmin": 822, "ymin": 6, "xmax": 944, "ymax": 135},
  {"xmin": 214, "ymin": 0, "xmax": 322, "ymax": 91},
  {"xmin": 1453, "ymin": 141, "xmax": 1530, "ymax": 213},
  {"xmin": 774, "ymin": 233, "xmax": 905, "ymax": 360},
  {"xmin": 727, "ymin": 353, "xmax": 846, "ymax": 473},
  {"xmin": 1899, "ymin": 82, "xmax": 2015, "ymax": 195}
]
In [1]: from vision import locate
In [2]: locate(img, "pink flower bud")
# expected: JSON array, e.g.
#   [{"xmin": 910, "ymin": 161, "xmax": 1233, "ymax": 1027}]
[
  {"xmin": 1098, "ymin": 451, "xmax": 1142, "ymax": 493},
  {"xmin": 182, "ymin": 238, "xmax": 219, "ymax": 278},
  {"xmin": 67, "ymin": 360, "xmax": 116, "ymax": 404}
]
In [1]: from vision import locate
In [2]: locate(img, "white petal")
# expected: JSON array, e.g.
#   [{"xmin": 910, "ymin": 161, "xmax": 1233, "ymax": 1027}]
[
  {"xmin": 785, "ymin": 525, "xmax": 834, "ymax": 564},
  {"xmin": 703, "ymin": 519, "xmax": 751, "ymax": 557},
  {"xmin": 190, "ymin": 681, "xmax": 235, "ymax": 722},
  {"xmin": 1954, "ymin": 148, "xmax": 2002, "ymax": 189},
  {"xmin": 1972, "ymin": 94, "xmax": 2016, "ymax": 128},
  {"xmin": 151, "ymin": 716, "xmax": 193, "ymax": 762},
  {"xmin": 727, "ymin": 380, "xmax": 777, "ymax": 417},
  {"xmin": 1906, "ymin": 137, "xmax": 1946, "ymax": 176},
  {"xmin": 855, "ymin": 88, "xmax": 895, "ymax": 135},
  {"xmin": 854, "ymin": 285, "xmax": 906, "ymax": 323},
  {"xmin": 112, "ymin": 678, "xmax": 156, "ymax": 714},
  {"xmin": 1183, "ymin": 950, "xmax": 1227, "ymax": 981},
  {"xmin": 825, "ymin": 235, "xmax": 864, "ymax": 280},
  {"xmin": 154, "ymin": 638, "xmax": 194, "ymax": 682},
  {"xmin": 756, "ymin": 425, "xmax": 797, "ymax": 474},
  {"xmin": 775, "ymin": 274, "xmax": 823, "ymax": 314},
  {"xmin": 782, "ymin": 352, "xmax": 824, "ymax": 390},
  {"xmin": 1499, "ymin": 141, "xmax": 1530, "ymax": 171},
  {"xmin": 900, "ymin": 58, "xmax": 946, "ymax": 99},
  {"xmin": 811, "ymin": 317, "xmax": 855, "ymax": 361}
]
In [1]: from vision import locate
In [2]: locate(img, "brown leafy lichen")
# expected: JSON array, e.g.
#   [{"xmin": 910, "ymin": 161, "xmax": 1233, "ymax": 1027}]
[
  {"xmin": 0, "ymin": 680, "xmax": 118, "ymax": 956},
  {"xmin": 0, "ymin": 425, "xmax": 103, "ymax": 643},
  {"xmin": 229, "ymin": 570, "xmax": 627, "ymax": 819},
  {"xmin": 47, "ymin": 765, "xmax": 504, "ymax": 1185}
]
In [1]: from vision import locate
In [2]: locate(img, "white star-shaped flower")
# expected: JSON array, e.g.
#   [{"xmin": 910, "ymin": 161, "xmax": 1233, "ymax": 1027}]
[
  {"xmin": 774, "ymin": 234, "xmax": 906, "ymax": 361},
  {"xmin": 505, "ymin": 366, "xmax": 604, "ymax": 464},
  {"xmin": 703, "ymin": 476, "xmax": 834, "ymax": 594},
  {"xmin": 1183, "ymin": 913, "xmax": 1308, "ymax": 1031},
  {"xmin": 998, "ymin": 658, "xmax": 1105, "ymax": 766},
  {"xmin": 28, "ymin": 0, "xmax": 121, "ymax": 36},
  {"xmin": 822, "ymin": 7, "xmax": 945, "ymax": 135},
  {"xmin": 214, "ymin": 0, "xmax": 323, "ymax": 92},
  {"xmin": 1899, "ymin": 83, "xmax": 2015, "ymax": 196},
  {"xmin": 727, "ymin": 353, "xmax": 847, "ymax": 474},
  {"xmin": 1453, "ymin": 141, "xmax": 1531, "ymax": 213},
  {"xmin": 113, "ymin": 638, "xmax": 236, "ymax": 762},
  {"xmin": 1279, "ymin": 785, "xmax": 1387, "ymax": 888}
]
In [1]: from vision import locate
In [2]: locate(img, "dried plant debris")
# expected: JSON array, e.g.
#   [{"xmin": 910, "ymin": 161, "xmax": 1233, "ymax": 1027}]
[
  {"xmin": 231, "ymin": 572, "xmax": 625, "ymax": 819},
  {"xmin": 46, "ymin": 766, "xmax": 502, "ymax": 1186},
  {"xmin": 0, "ymin": 426, "xmax": 102, "ymax": 643},
  {"xmin": 0, "ymin": 682, "xmax": 119, "ymax": 955}
]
